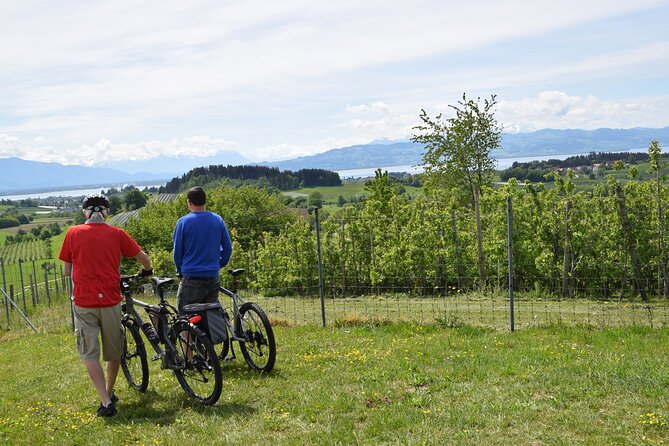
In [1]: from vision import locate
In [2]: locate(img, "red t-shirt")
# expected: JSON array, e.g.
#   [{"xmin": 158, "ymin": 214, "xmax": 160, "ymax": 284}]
[{"xmin": 59, "ymin": 223, "xmax": 142, "ymax": 308}]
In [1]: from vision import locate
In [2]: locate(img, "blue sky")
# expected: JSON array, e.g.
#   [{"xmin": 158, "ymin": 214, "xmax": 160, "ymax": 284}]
[{"xmin": 1, "ymin": 0, "xmax": 668, "ymax": 167}]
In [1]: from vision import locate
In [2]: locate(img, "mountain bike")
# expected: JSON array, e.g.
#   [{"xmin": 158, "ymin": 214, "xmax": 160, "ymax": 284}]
[
  {"xmin": 119, "ymin": 274, "xmax": 223, "ymax": 405},
  {"xmin": 215, "ymin": 269, "xmax": 276, "ymax": 373}
]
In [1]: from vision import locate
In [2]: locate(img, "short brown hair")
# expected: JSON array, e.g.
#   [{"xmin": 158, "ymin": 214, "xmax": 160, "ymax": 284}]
[{"xmin": 187, "ymin": 186, "xmax": 206, "ymax": 206}]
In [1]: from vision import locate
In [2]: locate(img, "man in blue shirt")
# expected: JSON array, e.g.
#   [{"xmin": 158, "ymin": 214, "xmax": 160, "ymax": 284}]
[{"xmin": 173, "ymin": 186, "xmax": 232, "ymax": 313}]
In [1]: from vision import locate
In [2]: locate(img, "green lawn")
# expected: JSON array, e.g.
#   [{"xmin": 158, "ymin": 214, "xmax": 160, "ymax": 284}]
[{"xmin": 1, "ymin": 305, "xmax": 669, "ymax": 445}]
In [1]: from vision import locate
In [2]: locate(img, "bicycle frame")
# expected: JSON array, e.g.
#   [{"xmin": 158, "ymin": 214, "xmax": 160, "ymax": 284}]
[
  {"xmin": 121, "ymin": 276, "xmax": 184, "ymax": 370},
  {"xmin": 218, "ymin": 285, "xmax": 247, "ymax": 342}
]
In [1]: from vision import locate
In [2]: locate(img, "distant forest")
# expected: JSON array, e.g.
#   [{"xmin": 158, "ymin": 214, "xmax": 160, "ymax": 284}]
[{"xmin": 159, "ymin": 165, "xmax": 342, "ymax": 193}]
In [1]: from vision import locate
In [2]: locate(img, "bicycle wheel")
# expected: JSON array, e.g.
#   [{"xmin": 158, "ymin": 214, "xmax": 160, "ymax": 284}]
[
  {"xmin": 237, "ymin": 302, "xmax": 276, "ymax": 373},
  {"xmin": 218, "ymin": 336, "xmax": 231, "ymax": 361},
  {"xmin": 172, "ymin": 321, "xmax": 222, "ymax": 405},
  {"xmin": 120, "ymin": 320, "xmax": 149, "ymax": 392}
]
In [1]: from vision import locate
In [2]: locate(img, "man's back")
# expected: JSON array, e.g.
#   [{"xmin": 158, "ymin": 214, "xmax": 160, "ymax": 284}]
[
  {"xmin": 60, "ymin": 223, "xmax": 141, "ymax": 307},
  {"xmin": 173, "ymin": 211, "xmax": 232, "ymax": 277}
]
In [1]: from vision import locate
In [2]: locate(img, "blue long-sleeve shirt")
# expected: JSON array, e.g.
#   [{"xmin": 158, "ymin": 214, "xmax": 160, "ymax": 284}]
[{"xmin": 173, "ymin": 211, "xmax": 232, "ymax": 277}]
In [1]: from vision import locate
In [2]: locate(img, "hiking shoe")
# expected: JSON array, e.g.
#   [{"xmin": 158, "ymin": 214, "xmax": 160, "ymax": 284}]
[{"xmin": 96, "ymin": 402, "xmax": 117, "ymax": 417}]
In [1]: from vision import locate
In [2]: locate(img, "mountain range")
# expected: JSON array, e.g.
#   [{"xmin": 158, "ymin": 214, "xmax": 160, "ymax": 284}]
[
  {"xmin": 1, "ymin": 126, "xmax": 668, "ymax": 194},
  {"xmin": 263, "ymin": 126, "xmax": 669, "ymax": 171},
  {"xmin": 0, "ymin": 158, "xmax": 168, "ymax": 195}
]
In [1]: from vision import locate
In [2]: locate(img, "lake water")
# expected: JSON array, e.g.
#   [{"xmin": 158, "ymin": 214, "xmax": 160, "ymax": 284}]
[
  {"xmin": 335, "ymin": 149, "xmax": 650, "ymax": 179},
  {"xmin": 335, "ymin": 155, "xmax": 575, "ymax": 179},
  {"xmin": 0, "ymin": 184, "xmax": 163, "ymax": 201}
]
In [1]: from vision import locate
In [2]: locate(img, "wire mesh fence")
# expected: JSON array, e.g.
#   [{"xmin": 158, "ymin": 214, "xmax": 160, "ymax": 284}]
[
  {"xmin": 4, "ymin": 260, "xmax": 668, "ymax": 334},
  {"xmin": 5, "ymin": 184, "xmax": 669, "ymax": 333}
]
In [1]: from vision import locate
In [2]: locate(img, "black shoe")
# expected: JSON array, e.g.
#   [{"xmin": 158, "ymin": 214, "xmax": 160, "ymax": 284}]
[
  {"xmin": 110, "ymin": 392, "xmax": 119, "ymax": 404},
  {"xmin": 96, "ymin": 402, "xmax": 117, "ymax": 417}
]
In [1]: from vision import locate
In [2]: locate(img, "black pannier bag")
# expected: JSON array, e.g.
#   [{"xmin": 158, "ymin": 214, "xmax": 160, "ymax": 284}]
[{"xmin": 182, "ymin": 302, "xmax": 228, "ymax": 344}]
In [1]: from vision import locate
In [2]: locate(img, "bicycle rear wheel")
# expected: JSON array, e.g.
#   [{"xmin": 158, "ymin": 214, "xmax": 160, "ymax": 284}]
[
  {"xmin": 172, "ymin": 321, "xmax": 222, "ymax": 405},
  {"xmin": 120, "ymin": 320, "xmax": 149, "ymax": 392},
  {"xmin": 237, "ymin": 302, "xmax": 276, "ymax": 373}
]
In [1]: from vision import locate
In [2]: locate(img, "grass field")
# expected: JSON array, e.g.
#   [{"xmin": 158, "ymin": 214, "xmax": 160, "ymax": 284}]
[{"xmin": 1, "ymin": 310, "xmax": 668, "ymax": 445}]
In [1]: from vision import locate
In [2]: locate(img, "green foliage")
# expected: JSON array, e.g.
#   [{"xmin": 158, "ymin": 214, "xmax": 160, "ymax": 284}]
[
  {"xmin": 307, "ymin": 191, "xmax": 323, "ymax": 209},
  {"xmin": 125, "ymin": 184, "xmax": 301, "ymax": 273},
  {"xmin": 108, "ymin": 195, "xmax": 122, "ymax": 214},
  {"xmin": 123, "ymin": 187, "xmax": 148, "ymax": 211},
  {"xmin": 160, "ymin": 164, "xmax": 342, "ymax": 193},
  {"xmin": 363, "ymin": 169, "xmax": 397, "ymax": 216},
  {"xmin": 0, "ymin": 216, "xmax": 20, "ymax": 229}
]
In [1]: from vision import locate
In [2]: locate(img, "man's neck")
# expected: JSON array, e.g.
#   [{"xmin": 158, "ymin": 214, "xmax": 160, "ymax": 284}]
[
  {"xmin": 86, "ymin": 212, "xmax": 107, "ymax": 224},
  {"xmin": 190, "ymin": 205, "xmax": 206, "ymax": 212}
]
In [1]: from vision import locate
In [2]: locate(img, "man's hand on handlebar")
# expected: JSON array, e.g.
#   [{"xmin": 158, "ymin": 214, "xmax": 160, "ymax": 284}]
[{"xmin": 139, "ymin": 268, "xmax": 154, "ymax": 278}]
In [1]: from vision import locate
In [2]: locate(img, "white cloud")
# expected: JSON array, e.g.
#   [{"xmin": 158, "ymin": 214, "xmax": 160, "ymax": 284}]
[
  {"xmin": 498, "ymin": 91, "xmax": 669, "ymax": 131},
  {"xmin": 1, "ymin": 0, "xmax": 668, "ymax": 167},
  {"xmin": 0, "ymin": 134, "xmax": 23, "ymax": 157},
  {"xmin": 0, "ymin": 135, "xmax": 238, "ymax": 166},
  {"xmin": 346, "ymin": 102, "xmax": 391, "ymax": 114}
]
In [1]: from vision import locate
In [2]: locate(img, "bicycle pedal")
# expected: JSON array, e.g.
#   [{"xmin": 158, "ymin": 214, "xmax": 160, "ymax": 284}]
[
  {"xmin": 224, "ymin": 355, "xmax": 236, "ymax": 362},
  {"xmin": 151, "ymin": 352, "xmax": 164, "ymax": 362}
]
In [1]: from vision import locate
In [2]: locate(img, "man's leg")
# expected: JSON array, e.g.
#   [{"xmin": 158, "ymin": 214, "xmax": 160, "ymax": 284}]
[
  {"xmin": 106, "ymin": 359, "xmax": 120, "ymax": 398},
  {"xmin": 84, "ymin": 359, "xmax": 112, "ymax": 406}
]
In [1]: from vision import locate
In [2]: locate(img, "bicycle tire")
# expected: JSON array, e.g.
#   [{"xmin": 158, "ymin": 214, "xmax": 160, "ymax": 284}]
[
  {"xmin": 172, "ymin": 321, "xmax": 222, "ymax": 405},
  {"xmin": 120, "ymin": 320, "xmax": 149, "ymax": 392},
  {"xmin": 237, "ymin": 302, "xmax": 276, "ymax": 373}
]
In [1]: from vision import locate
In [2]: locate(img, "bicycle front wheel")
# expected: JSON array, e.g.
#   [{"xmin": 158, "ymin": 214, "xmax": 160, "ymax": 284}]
[
  {"xmin": 120, "ymin": 320, "xmax": 149, "ymax": 392},
  {"xmin": 172, "ymin": 321, "xmax": 222, "ymax": 405},
  {"xmin": 237, "ymin": 302, "xmax": 276, "ymax": 373}
]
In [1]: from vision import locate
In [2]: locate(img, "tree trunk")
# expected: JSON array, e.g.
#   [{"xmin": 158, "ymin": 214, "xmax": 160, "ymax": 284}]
[
  {"xmin": 562, "ymin": 199, "xmax": 572, "ymax": 298},
  {"xmin": 451, "ymin": 209, "xmax": 463, "ymax": 290},
  {"xmin": 473, "ymin": 185, "xmax": 485, "ymax": 289},
  {"xmin": 340, "ymin": 220, "xmax": 346, "ymax": 296},
  {"xmin": 615, "ymin": 184, "xmax": 648, "ymax": 301},
  {"xmin": 656, "ymin": 171, "xmax": 668, "ymax": 298}
]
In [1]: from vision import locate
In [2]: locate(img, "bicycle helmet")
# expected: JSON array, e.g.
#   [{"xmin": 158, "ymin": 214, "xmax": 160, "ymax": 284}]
[{"xmin": 82, "ymin": 193, "xmax": 110, "ymax": 212}]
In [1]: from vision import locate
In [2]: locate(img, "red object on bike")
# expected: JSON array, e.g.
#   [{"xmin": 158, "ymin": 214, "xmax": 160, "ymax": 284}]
[{"xmin": 188, "ymin": 315, "xmax": 202, "ymax": 324}]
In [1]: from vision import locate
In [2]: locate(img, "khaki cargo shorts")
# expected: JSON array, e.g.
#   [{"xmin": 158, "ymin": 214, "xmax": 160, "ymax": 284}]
[{"xmin": 73, "ymin": 303, "xmax": 122, "ymax": 361}]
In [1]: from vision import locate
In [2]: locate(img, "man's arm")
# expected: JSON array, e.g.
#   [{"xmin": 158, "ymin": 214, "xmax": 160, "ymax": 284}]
[
  {"xmin": 220, "ymin": 220, "xmax": 233, "ymax": 267},
  {"xmin": 134, "ymin": 250, "xmax": 152, "ymax": 272},
  {"xmin": 63, "ymin": 262, "xmax": 72, "ymax": 277},
  {"xmin": 173, "ymin": 221, "xmax": 183, "ymax": 274}
]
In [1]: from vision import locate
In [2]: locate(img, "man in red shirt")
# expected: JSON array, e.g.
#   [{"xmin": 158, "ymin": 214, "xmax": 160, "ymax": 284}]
[{"xmin": 59, "ymin": 194, "xmax": 152, "ymax": 417}]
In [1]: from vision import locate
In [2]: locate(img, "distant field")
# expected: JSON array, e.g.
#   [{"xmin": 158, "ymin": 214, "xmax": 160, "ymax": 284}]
[
  {"xmin": 0, "ymin": 217, "xmax": 72, "ymax": 235},
  {"xmin": 297, "ymin": 180, "xmax": 422, "ymax": 202}
]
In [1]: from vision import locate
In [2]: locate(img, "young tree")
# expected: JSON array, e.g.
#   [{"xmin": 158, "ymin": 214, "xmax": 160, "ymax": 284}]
[
  {"xmin": 364, "ymin": 169, "xmax": 397, "ymax": 217},
  {"xmin": 648, "ymin": 140, "xmax": 667, "ymax": 297},
  {"xmin": 412, "ymin": 94, "xmax": 502, "ymax": 287}
]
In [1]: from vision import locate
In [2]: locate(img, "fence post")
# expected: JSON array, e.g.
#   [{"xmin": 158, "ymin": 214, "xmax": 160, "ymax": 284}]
[
  {"xmin": 43, "ymin": 264, "xmax": 51, "ymax": 305},
  {"xmin": 0, "ymin": 257, "xmax": 7, "ymax": 324},
  {"xmin": 18, "ymin": 258, "xmax": 27, "ymax": 314},
  {"xmin": 314, "ymin": 207, "xmax": 326, "ymax": 327},
  {"xmin": 32, "ymin": 260, "xmax": 39, "ymax": 304},
  {"xmin": 0, "ymin": 257, "xmax": 5, "ymax": 291},
  {"xmin": 507, "ymin": 195, "xmax": 515, "ymax": 332},
  {"xmin": 30, "ymin": 275, "xmax": 36, "ymax": 306},
  {"xmin": 53, "ymin": 262, "xmax": 59, "ymax": 293},
  {"xmin": 60, "ymin": 264, "xmax": 65, "ymax": 289}
]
